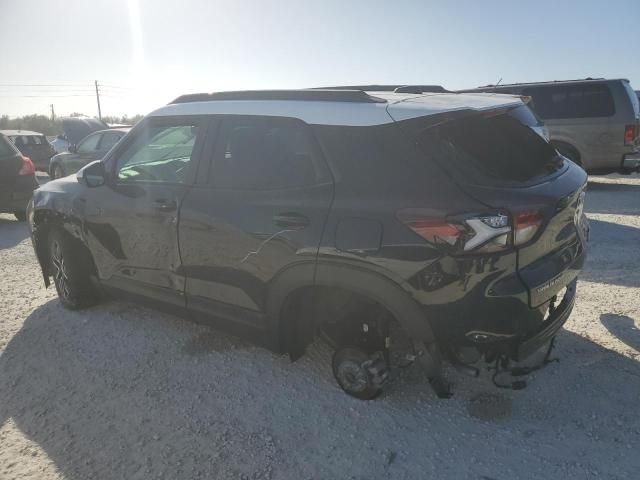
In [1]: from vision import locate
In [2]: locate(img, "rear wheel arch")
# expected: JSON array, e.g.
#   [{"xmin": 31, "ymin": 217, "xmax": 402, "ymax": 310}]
[
  {"xmin": 551, "ymin": 140, "xmax": 582, "ymax": 166},
  {"xmin": 267, "ymin": 261, "xmax": 436, "ymax": 358}
]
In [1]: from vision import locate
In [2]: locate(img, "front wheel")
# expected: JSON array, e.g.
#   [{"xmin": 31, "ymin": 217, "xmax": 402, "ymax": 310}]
[{"xmin": 49, "ymin": 230, "xmax": 101, "ymax": 310}]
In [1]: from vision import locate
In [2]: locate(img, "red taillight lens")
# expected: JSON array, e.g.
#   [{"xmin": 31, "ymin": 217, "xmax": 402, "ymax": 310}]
[
  {"xmin": 514, "ymin": 210, "xmax": 543, "ymax": 245},
  {"xmin": 624, "ymin": 125, "xmax": 637, "ymax": 146},
  {"xmin": 402, "ymin": 218, "xmax": 463, "ymax": 246},
  {"xmin": 397, "ymin": 209, "xmax": 512, "ymax": 253},
  {"xmin": 18, "ymin": 156, "xmax": 35, "ymax": 176}
]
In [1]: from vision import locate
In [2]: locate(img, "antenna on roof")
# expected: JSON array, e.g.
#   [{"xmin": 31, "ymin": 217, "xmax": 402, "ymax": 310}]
[{"xmin": 495, "ymin": 77, "xmax": 503, "ymax": 87}]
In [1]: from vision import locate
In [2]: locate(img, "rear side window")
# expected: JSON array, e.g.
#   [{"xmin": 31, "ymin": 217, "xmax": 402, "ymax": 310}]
[
  {"xmin": 99, "ymin": 131, "xmax": 123, "ymax": 152},
  {"xmin": 211, "ymin": 116, "xmax": 325, "ymax": 190},
  {"xmin": 31, "ymin": 136, "xmax": 43, "ymax": 145},
  {"xmin": 418, "ymin": 113, "xmax": 560, "ymax": 184},
  {"xmin": 524, "ymin": 83, "xmax": 615, "ymax": 119},
  {"xmin": 77, "ymin": 133, "xmax": 101, "ymax": 154}
]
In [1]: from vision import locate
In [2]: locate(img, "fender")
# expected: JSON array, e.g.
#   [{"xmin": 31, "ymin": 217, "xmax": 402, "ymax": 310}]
[
  {"xmin": 30, "ymin": 183, "xmax": 91, "ymax": 285},
  {"xmin": 266, "ymin": 259, "xmax": 437, "ymax": 354}
]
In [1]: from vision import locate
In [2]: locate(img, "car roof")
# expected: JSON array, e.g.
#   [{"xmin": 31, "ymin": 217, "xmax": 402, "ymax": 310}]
[
  {"xmin": 460, "ymin": 77, "xmax": 629, "ymax": 91},
  {"xmin": 150, "ymin": 90, "xmax": 523, "ymax": 126},
  {"xmin": 91, "ymin": 127, "xmax": 132, "ymax": 135},
  {"xmin": 0, "ymin": 129, "xmax": 45, "ymax": 136}
]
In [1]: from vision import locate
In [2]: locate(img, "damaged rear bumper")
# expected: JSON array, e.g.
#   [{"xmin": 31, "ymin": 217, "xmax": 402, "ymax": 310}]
[{"xmin": 515, "ymin": 278, "xmax": 576, "ymax": 361}]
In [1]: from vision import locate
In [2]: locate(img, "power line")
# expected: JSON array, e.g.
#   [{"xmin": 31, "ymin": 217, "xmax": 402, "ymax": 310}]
[
  {"xmin": 0, "ymin": 83, "xmax": 94, "ymax": 87},
  {"xmin": 0, "ymin": 94, "xmax": 96, "ymax": 98}
]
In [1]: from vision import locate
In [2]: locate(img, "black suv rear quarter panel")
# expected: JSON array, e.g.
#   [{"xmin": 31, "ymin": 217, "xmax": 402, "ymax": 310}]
[{"xmin": 312, "ymin": 122, "xmax": 538, "ymax": 344}]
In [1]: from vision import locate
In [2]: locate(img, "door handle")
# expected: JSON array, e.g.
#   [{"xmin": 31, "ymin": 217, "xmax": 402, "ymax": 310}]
[
  {"xmin": 273, "ymin": 213, "xmax": 309, "ymax": 229},
  {"xmin": 153, "ymin": 199, "xmax": 177, "ymax": 212}
]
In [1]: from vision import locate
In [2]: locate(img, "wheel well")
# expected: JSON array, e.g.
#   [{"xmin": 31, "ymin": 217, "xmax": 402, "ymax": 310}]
[
  {"xmin": 551, "ymin": 140, "xmax": 582, "ymax": 165},
  {"xmin": 35, "ymin": 222, "xmax": 97, "ymax": 281},
  {"xmin": 278, "ymin": 286, "xmax": 398, "ymax": 360}
]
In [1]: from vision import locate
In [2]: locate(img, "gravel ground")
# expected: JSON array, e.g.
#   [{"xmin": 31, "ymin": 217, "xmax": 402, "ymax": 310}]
[{"xmin": 0, "ymin": 174, "xmax": 639, "ymax": 480}]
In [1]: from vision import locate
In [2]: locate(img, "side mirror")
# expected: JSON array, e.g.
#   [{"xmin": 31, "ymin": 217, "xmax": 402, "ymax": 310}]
[
  {"xmin": 77, "ymin": 160, "xmax": 106, "ymax": 188},
  {"xmin": 68, "ymin": 144, "xmax": 77, "ymax": 154}
]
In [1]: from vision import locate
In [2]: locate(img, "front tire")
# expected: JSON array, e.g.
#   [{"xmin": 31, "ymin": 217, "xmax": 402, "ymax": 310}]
[{"xmin": 49, "ymin": 230, "xmax": 101, "ymax": 310}]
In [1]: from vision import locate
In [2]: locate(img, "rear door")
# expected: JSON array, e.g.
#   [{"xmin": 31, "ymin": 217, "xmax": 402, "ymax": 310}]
[{"xmin": 179, "ymin": 115, "xmax": 334, "ymax": 327}]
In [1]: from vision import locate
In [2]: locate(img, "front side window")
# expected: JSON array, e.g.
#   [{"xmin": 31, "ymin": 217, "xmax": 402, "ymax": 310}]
[
  {"xmin": 115, "ymin": 119, "xmax": 200, "ymax": 183},
  {"xmin": 525, "ymin": 83, "xmax": 615, "ymax": 119},
  {"xmin": 211, "ymin": 116, "xmax": 323, "ymax": 189},
  {"xmin": 77, "ymin": 133, "xmax": 101, "ymax": 154}
]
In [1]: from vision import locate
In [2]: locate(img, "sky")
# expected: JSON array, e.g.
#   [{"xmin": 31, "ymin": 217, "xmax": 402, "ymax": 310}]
[{"xmin": 1, "ymin": 0, "xmax": 638, "ymax": 118}]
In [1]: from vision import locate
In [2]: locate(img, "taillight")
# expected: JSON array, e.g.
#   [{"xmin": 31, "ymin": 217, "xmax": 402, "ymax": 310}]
[
  {"xmin": 18, "ymin": 156, "xmax": 35, "ymax": 176},
  {"xmin": 399, "ymin": 217, "xmax": 464, "ymax": 246},
  {"xmin": 624, "ymin": 125, "xmax": 637, "ymax": 146},
  {"xmin": 397, "ymin": 209, "xmax": 511, "ymax": 254},
  {"xmin": 513, "ymin": 210, "xmax": 543, "ymax": 245}
]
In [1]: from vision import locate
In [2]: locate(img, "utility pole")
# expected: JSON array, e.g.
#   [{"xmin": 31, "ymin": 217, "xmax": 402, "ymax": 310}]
[
  {"xmin": 94, "ymin": 80, "xmax": 102, "ymax": 120},
  {"xmin": 50, "ymin": 104, "xmax": 55, "ymax": 121}
]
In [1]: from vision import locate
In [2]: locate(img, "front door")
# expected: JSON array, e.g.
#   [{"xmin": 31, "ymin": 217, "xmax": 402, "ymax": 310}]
[
  {"xmin": 179, "ymin": 115, "xmax": 334, "ymax": 327},
  {"xmin": 83, "ymin": 116, "xmax": 207, "ymax": 308}
]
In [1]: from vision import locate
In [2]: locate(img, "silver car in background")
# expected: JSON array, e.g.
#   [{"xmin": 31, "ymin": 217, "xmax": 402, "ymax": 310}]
[{"xmin": 458, "ymin": 78, "xmax": 640, "ymax": 174}]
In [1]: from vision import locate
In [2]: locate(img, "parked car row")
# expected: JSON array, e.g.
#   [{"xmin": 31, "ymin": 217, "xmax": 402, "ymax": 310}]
[
  {"xmin": 49, "ymin": 127, "xmax": 130, "ymax": 179},
  {"xmin": 1, "ymin": 117, "xmax": 129, "ymax": 178},
  {"xmin": 27, "ymin": 88, "xmax": 592, "ymax": 399},
  {"xmin": 0, "ymin": 132, "xmax": 38, "ymax": 221}
]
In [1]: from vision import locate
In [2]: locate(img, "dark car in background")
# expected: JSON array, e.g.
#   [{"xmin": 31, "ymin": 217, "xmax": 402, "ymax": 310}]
[
  {"xmin": 29, "ymin": 89, "xmax": 588, "ymax": 399},
  {"xmin": 49, "ymin": 127, "xmax": 130, "ymax": 178},
  {"xmin": 50, "ymin": 117, "xmax": 110, "ymax": 154},
  {"xmin": 0, "ymin": 130, "xmax": 55, "ymax": 171},
  {"xmin": 0, "ymin": 133, "xmax": 38, "ymax": 221}
]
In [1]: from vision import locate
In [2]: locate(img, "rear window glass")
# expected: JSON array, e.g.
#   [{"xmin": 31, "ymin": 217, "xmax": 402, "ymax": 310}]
[
  {"xmin": 524, "ymin": 83, "xmax": 615, "ymax": 119},
  {"xmin": 508, "ymin": 105, "xmax": 542, "ymax": 127},
  {"xmin": 418, "ymin": 114, "xmax": 561, "ymax": 184}
]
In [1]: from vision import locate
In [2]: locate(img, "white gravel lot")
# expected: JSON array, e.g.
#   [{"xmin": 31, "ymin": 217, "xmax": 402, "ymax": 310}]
[{"xmin": 0, "ymin": 174, "xmax": 639, "ymax": 480}]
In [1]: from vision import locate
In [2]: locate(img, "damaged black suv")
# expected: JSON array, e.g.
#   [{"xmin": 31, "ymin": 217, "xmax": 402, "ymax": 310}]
[{"xmin": 28, "ymin": 89, "xmax": 588, "ymax": 399}]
